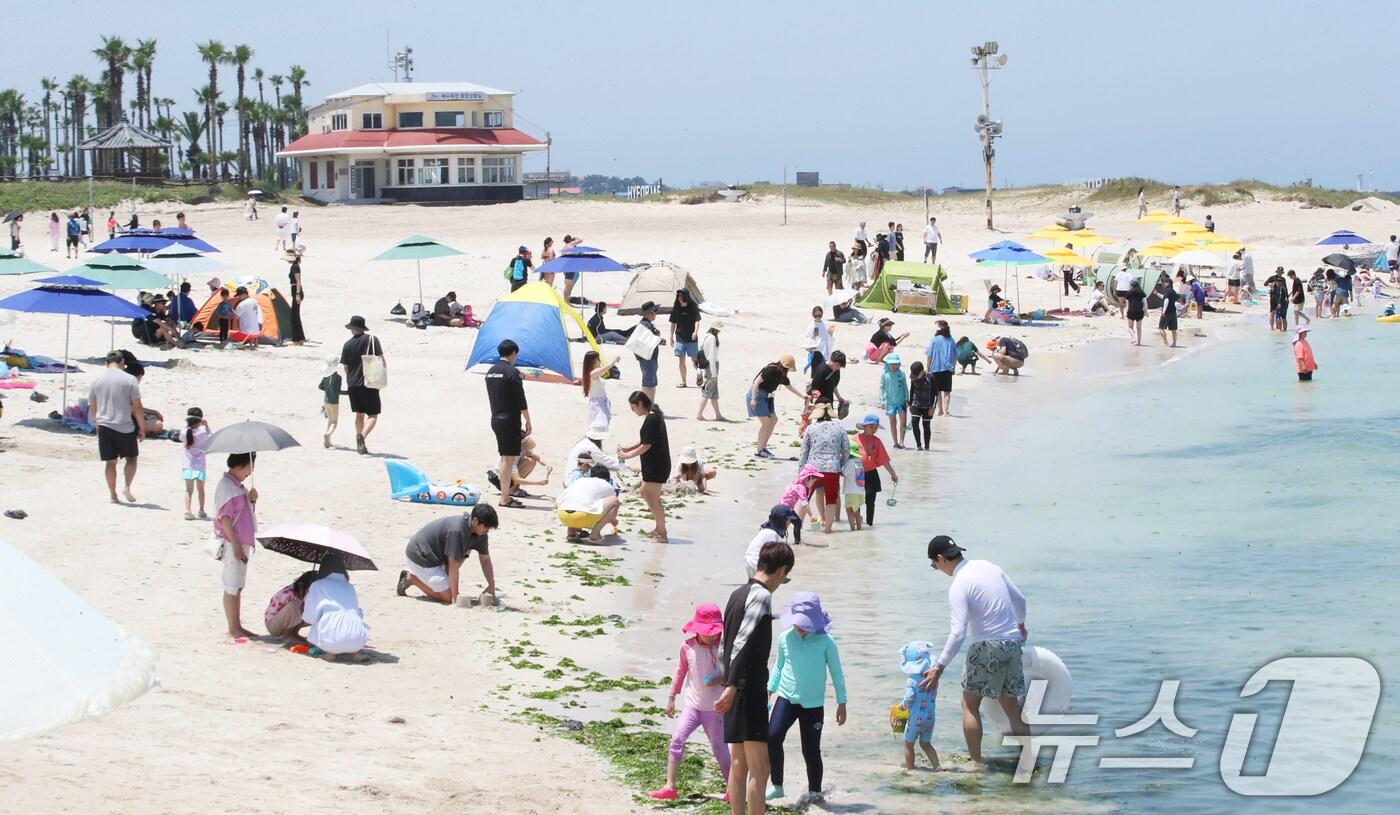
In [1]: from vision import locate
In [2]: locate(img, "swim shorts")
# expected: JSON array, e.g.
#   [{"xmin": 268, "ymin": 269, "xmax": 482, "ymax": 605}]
[{"xmin": 963, "ymin": 639, "xmax": 1026, "ymax": 699}]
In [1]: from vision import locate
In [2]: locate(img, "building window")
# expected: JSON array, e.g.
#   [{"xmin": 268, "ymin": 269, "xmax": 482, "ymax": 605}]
[
  {"xmin": 483, "ymin": 110, "xmax": 504, "ymax": 128},
  {"xmin": 309, "ymin": 160, "xmax": 319, "ymax": 190},
  {"xmin": 361, "ymin": 112, "xmax": 383, "ymax": 129},
  {"xmin": 434, "ymin": 111, "xmax": 466, "ymax": 128},
  {"xmin": 457, "ymin": 157, "xmax": 476, "ymax": 184},
  {"xmin": 481, "ymin": 156, "xmax": 516, "ymax": 184},
  {"xmin": 330, "ymin": 113, "xmax": 347, "ymax": 131},
  {"xmin": 398, "ymin": 111, "xmax": 424, "ymax": 129},
  {"xmin": 418, "ymin": 158, "xmax": 449, "ymax": 185},
  {"xmin": 471, "ymin": 111, "xmax": 479, "ymax": 127},
  {"xmin": 396, "ymin": 158, "xmax": 416, "ymax": 186},
  {"xmin": 326, "ymin": 160, "xmax": 335, "ymax": 189}
]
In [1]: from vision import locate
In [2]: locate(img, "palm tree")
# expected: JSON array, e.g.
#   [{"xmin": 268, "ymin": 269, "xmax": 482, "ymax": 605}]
[
  {"xmin": 176, "ymin": 110, "xmax": 205, "ymax": 179},
  {"xmin": 287, "ymin": 64, "xmax": 308, "ymax": 137},
  {"xmin": 267, "ymin": 74, "xmax": 285, "ymax": 186},
  {"xmin": 215, "ymin": 101, "xmax": 230, "ymax": 178},
  {"xmin": 130, "ymin": 48, "xmax": 149, "ymax": 128},
  {"xmin": 196, "ymin": 40, "xmax": 226, "ymax": 170},
  {"xmin": 0, "ymin": 90, "xmax": 22, "ymax": 177},
  {"xmin": 231, "ymin": 44, "xmax": 253, "ymax": 181},
  {"xmin": 40, "ymin": 77, "xmax": 57, "ymax": 177},
  {"xmin": 65, "ymin": 75, "xmax": 90, "ymax": 176},
  {"xmin": 135, "ymin": 39, "xmax": 156, "ymax": 127},
  {"xmin": 93, "ymin": 36, "xmax": 131, "ymax": 125}
]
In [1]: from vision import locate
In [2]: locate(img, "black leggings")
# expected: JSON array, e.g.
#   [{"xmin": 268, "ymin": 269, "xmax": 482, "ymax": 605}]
[
  {"xmin": 217, "ymin": 318, "xmax": 229, "ymax": 343},
  {"xmin": 910, "ymin": 409, "xmax": 932, "ymax": 449},
  {"xmin": 768, "ymin": 696, "xmax": 824, "ymax": 792},
  {"xmin": 1063, "ymin": 269, "xmax": 1080, "ymax": 294},
  {"xmin": 864, "ymin": 468, "xmax": 882, "ymax": 526}
]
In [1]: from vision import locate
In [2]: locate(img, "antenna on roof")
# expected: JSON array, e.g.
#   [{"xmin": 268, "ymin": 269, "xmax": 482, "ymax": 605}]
[{"xmin": 390, "ymin": 47, "xmax": 415, "ymax": 82}]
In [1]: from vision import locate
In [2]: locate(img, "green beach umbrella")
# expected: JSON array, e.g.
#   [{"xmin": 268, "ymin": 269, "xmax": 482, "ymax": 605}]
[
  {"xmin": 371, "ymin": 234, "xmax": 465, "ymax": 309},
  {"xmin": 0, "ymin": 249, "xmax": 57, "ymax": 276},
  {"xmin": 65, "ymin": 255, "xmax": 174, "ymax": 349}
]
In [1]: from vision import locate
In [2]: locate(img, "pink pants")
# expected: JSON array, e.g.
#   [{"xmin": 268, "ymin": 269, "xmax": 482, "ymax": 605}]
[{"xmin": 669, "ymin": 707, "xmax": 730, "ymax": 780}]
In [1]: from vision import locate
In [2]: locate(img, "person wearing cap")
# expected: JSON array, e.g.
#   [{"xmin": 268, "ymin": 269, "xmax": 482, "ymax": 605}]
[
  {"xmin": 675, "ymin": 444, "xmax": 717, "ymax": 494},
  {"xmin": 556, "ymin": 463, "xmax": 622, "ymax": 543},
  {"xmin": 696, "ymin": 320, "xmax": 725, "ymax": 421},
  {"xmin": 765, "ymin": 592, "xmax": 846, "ymax": 805},
  {"xmin": 89, "ymin": 349, "xmax": 147, "ymax": 504},
  {"xmin": 650, "ymin": 604, "xmax": 730, "ymax": 801},
  {"xmin": 1293, "ymin": 325, "xmax": 1318, "ymax": 382},
  {"xmin": 133, "ymin": 294, "xmax": 176, "ymax": 347},
  {"xmin": 866, "ymin": 317, "xmax": 908, "ymax": 364},
  {"xmin": 748, "ymin": 355, "xmax": 804, "ymax": 459},
  {"xmin": 717, "ymin": 540, "xmax": 795, "ymax": 815},
  {"xmin": 669, "ymin": 288, "xmax": 703, "ymax": 388},
  {"xmin": 397, "ymin": 503, "xmax": 500, "ymax": 604},
  {"xmin": 634, "ymin": 301, "xmax": 664, "ymax": 401},
  {"xmin": 567, "ymin": 421, "xmax": 623, "ymax": 480},
  {"xmin": 919, "ymin": 536, "xmax": 1031, "ymax": 763},
  {"xmin": 796, "ymin": 402, "xmax": 849, "ymax": 533},
  {"xmin": 508, "ymin": 244, "xmax": 533, "ymax": 292},
  {"xmin": 485, "ymin": 339, "xmax": 533, "ymax": 508},
  {"xmin": 317, "ymin": 357, "xmax": 346, "ymax": 449},
  {"xmin": 339, "ymin": 316, "xmax": 385, "ymax": 454},
  {"xmin": 880, "ymin": 353, "xmax": 909, "ymax": 448},
  {"xmin": 746, "ymin": 504, "xmax": 802, "ymax": 578},
  {"xmin": 854, "ymin": 414, "xmax": 898, "ymax": 526}
]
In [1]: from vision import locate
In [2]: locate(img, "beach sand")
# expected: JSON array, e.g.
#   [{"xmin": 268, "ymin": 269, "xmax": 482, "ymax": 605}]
[{"xmin": 0, "ymin": 188, "xmax": 1390, "ymax": 812}]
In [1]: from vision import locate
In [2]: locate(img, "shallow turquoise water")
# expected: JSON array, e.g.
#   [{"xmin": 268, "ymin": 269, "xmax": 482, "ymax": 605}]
[{"xmin": 622, "ymin": 313, "xmax": 1399, "ymax": 813}]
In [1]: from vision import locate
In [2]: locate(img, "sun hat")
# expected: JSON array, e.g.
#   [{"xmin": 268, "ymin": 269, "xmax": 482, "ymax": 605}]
[
  {"xmin": 879, "ymin": 317, "xmax": 894, "ymax": 327},
  {"xmin": 886, "ymin": 352, "xmax": 902, "ymax": 365},
  {"xmin": 641, "ymin": 300, "xmax": 658, "ymax": 313},
  {"xmin": 679, "ymin": 444, "xmax": 699, "ymax": 465},
  {"xmin": 1295, "ymin": 326, "xmax": 1312, "ymax": 337},
  {"xmin": 927, "ymin": 534, "xmax": 965, "ymax": 560},
  {"xmin": 859, "ymin": 413, "xmax": 881, "ymax": 427},
  {"xmin": 585, "ymin": 420, "xmax": 609, "ymax": 441},
  {"xmin": 765, "ymin": 503, "xmax": 798, "ymax": 534},
  {"xmin": 710, "ymin": 320, "xmax": 725, "ymax": 332},
  {"xmin": 801, "ymin": 336, "xmax": 820, "ymax": 351},
  {"xmin": 780, "ymin": 592, "xmax": 831, "ymax": 634},
  {"xmin": 779, "ymin": 353, "xmax": 797, "ymax": 371},
  {"xmin": 322, "ymin": 357, "xmax": 340, "ymax": 375},
  {"xmin": 346, "ymin": 315, "xmax": 368, "ymax": 331},
  {"xmin": 682, "ymin": 603, "xmax": 724, "ymax": 638},
  {"xmin": 900, "ymin": 641, "xmax": 935, "ymax": 676}
]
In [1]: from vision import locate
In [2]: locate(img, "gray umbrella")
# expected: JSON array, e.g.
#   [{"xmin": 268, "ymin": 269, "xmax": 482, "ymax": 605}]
[
  {"xmin": 2, "ymin": 210, "xmax": 22, "ymax": 224},
  {"xmin": 204, "ymin": 420, "xmax": 300, "ymax": 454},
  {"xmin": 1321, "ymin": 253, "xmax": 1356, "ymax": 274}
]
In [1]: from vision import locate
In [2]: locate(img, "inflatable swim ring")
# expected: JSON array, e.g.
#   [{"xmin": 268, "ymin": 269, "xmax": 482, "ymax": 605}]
[{"xmin": 983, "ymin": 645, "xmax": 1073, "ymax": 736}]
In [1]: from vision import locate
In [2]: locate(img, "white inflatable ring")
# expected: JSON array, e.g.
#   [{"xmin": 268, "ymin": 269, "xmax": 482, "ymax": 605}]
[{"xmin": 982, "ymin": 645, "xmax": 1073, "ymax": 735}]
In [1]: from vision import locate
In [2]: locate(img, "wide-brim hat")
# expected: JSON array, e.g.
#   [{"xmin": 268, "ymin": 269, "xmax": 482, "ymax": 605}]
[
  {"xmin": 801, "ymin": 337, "xmax": 820, "ymax": 351},
  {"xmin": 346, "ymin": 315, "xmax": 368, "ymax": 331},
  {"xmin": 679, "ymin": 444, "xmax": 699, "ymax": 465},
  {"xmin": 1295, "ymin": 326, "xmax": 1312, "ymax": 337},
  {"xmin": 780, "ymin": 592, "xmax": 831, "ymax": 634},
  {"xmin": 901, "ymin": 641, "xmax": 935, "ymax": 676},
  {"xmin": 683, "ymin": 603, "xmax": 724, "ymax": 638},
  {"xmin": 322, "ymin": 357, "xmax": 340, "ymax": 376},
  {"xmin": 885, "ymin": 353, "xmax": 902, "ymax": 365},
  {"xmin": 585, "ymin": 421, "xmax": 609, "ymax": 440},
  {"xmin": 779, "ymin": 354, "xmax": 797, "ymax": 371}
]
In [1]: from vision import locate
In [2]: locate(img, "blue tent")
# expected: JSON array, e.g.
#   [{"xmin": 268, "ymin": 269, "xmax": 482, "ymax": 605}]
[{"xmin": 466, "ymin": 282, "xmax": 600, "ymax": 379}]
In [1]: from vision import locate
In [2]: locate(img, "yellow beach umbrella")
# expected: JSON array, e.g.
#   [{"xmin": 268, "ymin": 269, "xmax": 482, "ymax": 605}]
[
  {"xmin": 1065, "ymin": 232, "xmax": 1113, "ymax": 249},
  {"xmin": 1025, "ymin": 225, "xmax": 1068, "ymax": 241},
  {"xmin": 1042, "ymin": 248, "xmax": 1094, "ymax": 267},
  {"xmin": 1138, "ymin": 210, "xmax": 1173, "ymax": 223},
  {"xmin": 1174, "ymin": 227, "xmax": 1213, "ymax": 240},
  {"xmin": 1139, "ymin": 243, "xmax": 1185, "ymax": 258}
]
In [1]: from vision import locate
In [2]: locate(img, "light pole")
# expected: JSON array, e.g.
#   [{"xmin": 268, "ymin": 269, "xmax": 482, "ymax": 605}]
[{"xmin": 971, "ymin": 41, "xmax": 1006, "ymax": 230}]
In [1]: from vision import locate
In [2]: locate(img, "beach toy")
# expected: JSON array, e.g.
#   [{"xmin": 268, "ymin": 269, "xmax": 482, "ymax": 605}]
[
  {"xmin": 983, "ymin": 646, "xmax": 1074, "ymax": 736},
  {"xmin": 886, "ymin": 484, "xmax": 898, "ymax": 508},
  {"xmin": 308, "ymin": 646, "xmax": 325, "ymax": 657},
  {"xmin": 289, "ymin": 644, "xmax": 310, "ymax": 655},
  {"xmin": 890, "ymin": 704, "xmax": 909, "ymax": 734},
  {"xmin": 1376, "ymin": 314, "xmax": 1400, "ymax": 323},
  {"xmin": 385, "ymin": 459, "xmax": 480, "ymax": 506}
]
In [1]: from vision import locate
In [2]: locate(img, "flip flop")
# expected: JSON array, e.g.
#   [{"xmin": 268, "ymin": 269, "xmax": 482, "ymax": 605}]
[
  {"xmin": 499, "ymin": 498, "xmax": 525, "ymax": 509},
  {"xmin": 396, "ymin": 570, "xmax": 409, "ymax": 596}
]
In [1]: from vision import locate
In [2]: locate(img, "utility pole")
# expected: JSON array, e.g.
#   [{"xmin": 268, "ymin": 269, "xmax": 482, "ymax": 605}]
[
  {"xmin": 782, "ymin": 165, "xmax": 788, "ymax": 226},
  {"xmin": 545, "ymin": 131, "xmax": 552, "ymax": 199},
  {"xmin": 971, "ymin": 41, "xmax": 1006, "ymax": 230}
]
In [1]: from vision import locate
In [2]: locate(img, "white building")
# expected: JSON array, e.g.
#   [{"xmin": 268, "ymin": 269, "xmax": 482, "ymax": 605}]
[{"xmin": 278, "ymin": 81, "xmax": 545, "ymax": 204}]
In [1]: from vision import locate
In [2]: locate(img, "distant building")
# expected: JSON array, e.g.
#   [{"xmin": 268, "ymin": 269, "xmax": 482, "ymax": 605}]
[
  {"xmin": 278, "ymin": 81, "xmax": 545, "ymax": 204},
  {"xmin": 795, "ymin": 171, "xmax": 820, "ymax": 187}
]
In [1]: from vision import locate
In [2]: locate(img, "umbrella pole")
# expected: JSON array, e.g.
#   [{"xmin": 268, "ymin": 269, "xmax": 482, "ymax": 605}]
[
  {"xmin": 416, "ymin": 258, "xmax": 424, "ymax": 310},
  {"xmin": 62, "ymin": 314, "xmax": 70, "ymax": 414}
]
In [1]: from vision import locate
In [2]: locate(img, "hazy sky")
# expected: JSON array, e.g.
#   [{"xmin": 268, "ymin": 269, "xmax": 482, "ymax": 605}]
[{"xmin": 4, "ymin": 0, "xmax": 1396, "ymax": 190}]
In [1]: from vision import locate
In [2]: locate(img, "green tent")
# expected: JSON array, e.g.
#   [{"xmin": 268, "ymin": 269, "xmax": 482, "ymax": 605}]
[{"xmin": 856, "ymin": 261, "xmax": 958, "ymax": 314}]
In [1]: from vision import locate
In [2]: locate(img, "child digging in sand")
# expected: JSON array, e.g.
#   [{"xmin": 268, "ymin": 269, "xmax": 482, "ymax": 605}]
[
  {"xmin": 650, "ymin": 604, "xmax": 731, "ymax": 801},
  {"xmin": 895, "ymin": 641, "xmax": 940, "ymax": 770},
  {"xmin": 181, "ymin": 407, "xmax": 211, "ymax": 520}
]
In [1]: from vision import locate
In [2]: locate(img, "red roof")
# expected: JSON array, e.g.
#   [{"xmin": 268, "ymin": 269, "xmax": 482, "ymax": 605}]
[{"xmin": 279, "ymin": 128, "xmax": 542, "ymax": 156}]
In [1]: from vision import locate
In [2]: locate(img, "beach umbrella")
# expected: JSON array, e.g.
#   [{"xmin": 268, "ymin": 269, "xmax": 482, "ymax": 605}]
[
  {"xmin": 257, "ymin": 523, "xmax": 378, "ymax": 571},
  {"xmin": 2, "ymin": 210, "xmax": 22, "ymax": 224},
  {"xmin": 1064, "ymin": 233, "xmax": 1113, "ymax": 249},
  {"xmin": 144, "ymin": 244, "xmax": 232, "ymax": 278},
  {"xmin": 1137, "ymin": 210, "xmax": 1173, "ymax": 223},
  {"xmin": 1316, "ymin": 230, "xmax": 1372, "ymax": 246},
  {"xmin": 90, "ymin": 229, "xmax": 219, "ymax": 255},
  {"xmin": 371, "ymin": 234, "xmax": 465, "ymax": 309},
  {"xmin": 825, "ymin": 290, "xmax": 857, "ymax": 310},
  {"xmin": 970, "ymin": 240, "xmax": 1050, "ymax": 307},
  {"xmin": 1042, "ymin": 248, "xmax": 1093, "ymax": 267},
  {"xmin": 1140, "ymin": 243, "xmax": 1186, "ymax": 258},
  {"xmin": 1025, "ymin": 225, "xmax": 1068, "ymax": 241},
  {"xmin": 0, "ymin": 249, "xmax": 57, "ymax": 276},
  {"xmin": 0, "ymin": 538, "xmax": 158, "ymax": 740},
  {"xmin": 1155, "ymin": 220, "xmax": 1196, "ymax": 233},
  {"xmin": 535, "ymin": 250, "xmax": 628, "ymax": 276},
  {"xmin": 0, "ymin": 281, "xmax": 148, "ymax": 411},
  {"xmin": 204, "ymin": 420, "xmax": 301, "ymax": 455},
  {"xmin": 66, "ymin": 259, "xmax": 173, "ymax": 291},
  {"xmin": 1321, "ymin": 253, "xmax": 1356, "ymax": 273},
  {"xmin": 1203, "ymin": 239, "xmax": 1245, "ymax": 254},
  {"xmin": 1172, "ymin": 249, "xmax": 1229, "ymax": 267},
  {"xmin": 247, "ymin": 189, "xmax": 265, "ymax": 196}
]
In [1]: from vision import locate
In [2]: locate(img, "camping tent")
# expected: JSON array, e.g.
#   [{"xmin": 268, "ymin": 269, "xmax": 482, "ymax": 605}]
[
  {"xmin": 856, "ymin": 261, "xmax": 957, "ymax": 314},
  {"xmin": 1101, "ymin": 267, "xmax": 1172, "ymax": 309},
  {"xmin": 189, "ymin": 286, "xmax": 293, "ymax": 342},
  {"xmin": 617, "ymin": 262, "xmax": 705, "ymax": 316},
  {"xmin": 1, "ymin": 538, "xmax": 158, "ymax": 739},
  {"xmin": 467, "ymin": 282, "xmax": 601, "ymax": 379}
]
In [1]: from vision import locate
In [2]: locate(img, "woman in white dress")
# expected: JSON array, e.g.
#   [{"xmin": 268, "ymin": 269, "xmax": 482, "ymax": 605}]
[
  {"xmin": 301, "ymin": 553, "xmax": 370, "ymax": 660},
  {"xmin": 581, "ymin": 350, "xmax": 618, "ymax": 430}
]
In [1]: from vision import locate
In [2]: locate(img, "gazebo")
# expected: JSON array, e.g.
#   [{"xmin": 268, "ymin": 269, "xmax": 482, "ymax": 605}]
[{"xmin": 79, "ymin": 117, "xmax": 172, "ymax": 179}]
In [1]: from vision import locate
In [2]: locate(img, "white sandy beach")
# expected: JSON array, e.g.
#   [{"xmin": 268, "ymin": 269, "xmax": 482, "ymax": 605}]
[{"xmin": 0, "ymin": 188, "xmax": 1393, "ymax": 813}]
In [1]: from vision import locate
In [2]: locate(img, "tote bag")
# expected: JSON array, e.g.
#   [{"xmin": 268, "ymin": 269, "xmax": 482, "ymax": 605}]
[
  {"xmin": 625, "ymin": 327, "xmax": 661, "ymax": 361},
  {"xmin": 362, "ymin": 335, "xmax": 388, "ymax": 390}
]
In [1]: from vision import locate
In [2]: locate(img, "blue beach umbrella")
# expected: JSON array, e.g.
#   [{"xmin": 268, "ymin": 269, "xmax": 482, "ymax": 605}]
[
  {"xmin": 0, "ymin": 282, "xmax": 150, "ymax": 410},
  {"xmin": 969, "ymin": 240, "xmax": 1050, "ymax": 306},
  {"xmin": 1315, "ymin": 230, "xmax": 1373, "ymax": 247},
  {"xmin": 90, "ymin": 228, "xmax": 220, "ymax": 255},
  {"xmin": 535, "ymin": 252, "xmax": 628, "ymax": 275}
]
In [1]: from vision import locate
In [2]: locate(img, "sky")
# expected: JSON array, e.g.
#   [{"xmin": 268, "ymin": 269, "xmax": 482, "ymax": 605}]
[{"xmin": 3, "ymin": 0, "xmax": 1397, "ymax": 191}]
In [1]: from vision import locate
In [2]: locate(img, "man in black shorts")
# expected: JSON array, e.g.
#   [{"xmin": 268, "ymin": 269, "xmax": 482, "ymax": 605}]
[
  {"xmin": 340, "ymin": 315, "xmax": 385, "ymax": 454},
  {"xmin": 88, "ymin": 349, "xmax": 146, "ymax": 503},
  {"xmin": 716, "ymin": 540, "xmax": 794, "ymax": 815},
  {"xmin": 485, "ymin": 339, "xmax": 532, "ymax": 508}
]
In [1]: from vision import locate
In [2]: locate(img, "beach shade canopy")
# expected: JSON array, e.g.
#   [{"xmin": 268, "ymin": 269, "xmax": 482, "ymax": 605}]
[
  {"xmin": 0, "ymin": 538, "xmax": 158, "ymax": 740},
  {"xmin": 144, "ymin": 244, "xmax": 232, "ymax": 277},
  {"xmin": 257, "ymin": 523, "xmax": 378, "ymax": 571},
  {"xmin": 204, "ymin": 420, "xmax": 300, "ymax": 454},
  {"xmin": 90, "ymin": 228, "xmax": 219, "ymax": 255},
  {"xmin": 371, "ymin": 234, "xmax": 465, "ymax": 309},
  {"xmin": 1173, "ymin": 249, "xmax": 1229, "ymax": 267},
  {"xmin": 1316, "ymin": 230, "xmax": 1372, "ymax": 246},
  {"xmin": 0, "ymin": 249, "xmax": 57, "ymax": 276},
  {"xmin": 1321, "ymin": 253, "xmax": 1357, "ymax": 273},
  {"xmin": 1155, "ymin": 220, "xmax": 1197, "ymax": 233},
  {"xmin": 467, "ymin": 281, "xmax": 601, "ymax": 378}
]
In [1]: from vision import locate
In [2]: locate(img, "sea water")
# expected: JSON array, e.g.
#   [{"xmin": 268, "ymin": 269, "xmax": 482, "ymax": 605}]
[{"xmin": 618, "ymin": 313, "xmax": 1399, "ymax": 814}]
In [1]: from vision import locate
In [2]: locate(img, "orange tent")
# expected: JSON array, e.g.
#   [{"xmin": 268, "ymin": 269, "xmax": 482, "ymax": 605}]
[{"xmin": 191, "ymin": 286, "xmax": 293, "ymax": 343}]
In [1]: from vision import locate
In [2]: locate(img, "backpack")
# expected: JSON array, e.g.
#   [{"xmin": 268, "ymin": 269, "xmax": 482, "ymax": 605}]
[
  {"xmin": 1005, "ymin": 338, "xmax": 1029, "ymax": 359},
  {"xmin": 695, "ymin": 348, "xmax": 709, "ymax": 370}
]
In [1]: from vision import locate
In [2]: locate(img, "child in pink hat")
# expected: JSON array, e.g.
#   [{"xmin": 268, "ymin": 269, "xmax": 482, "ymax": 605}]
[{"xmin": 650, "ymin": 604, "xmax": 731, "ymax": 801}]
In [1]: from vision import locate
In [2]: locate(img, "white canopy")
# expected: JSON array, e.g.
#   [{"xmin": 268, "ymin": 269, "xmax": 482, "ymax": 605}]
[{"xmin": 0, "ymin": 539, "xmax": 157, "ymax": 740}]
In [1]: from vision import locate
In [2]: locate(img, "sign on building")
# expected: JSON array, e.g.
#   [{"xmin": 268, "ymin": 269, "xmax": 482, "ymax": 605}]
[
  {"xmin": 796, "ymin": 171, "xmax": 820, "ymax": 187},
  {"xmin": 426, "ymin": 91, "xmax": 486, "ymax": 102},
  {"xmin": 626, "ymin": 183, "xmax": 663, "ymax": 199}
]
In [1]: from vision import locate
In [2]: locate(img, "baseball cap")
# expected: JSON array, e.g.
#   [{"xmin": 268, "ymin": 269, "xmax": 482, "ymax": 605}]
[{"xmin": 927, "ymin": 535, "xmax": 965, "ymax": 560}]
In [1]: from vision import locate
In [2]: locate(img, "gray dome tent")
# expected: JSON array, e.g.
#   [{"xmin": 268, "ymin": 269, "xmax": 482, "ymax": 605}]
[{"xmin": 616, "ymin": 261, "xmax": 705, "ymax": 315}]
